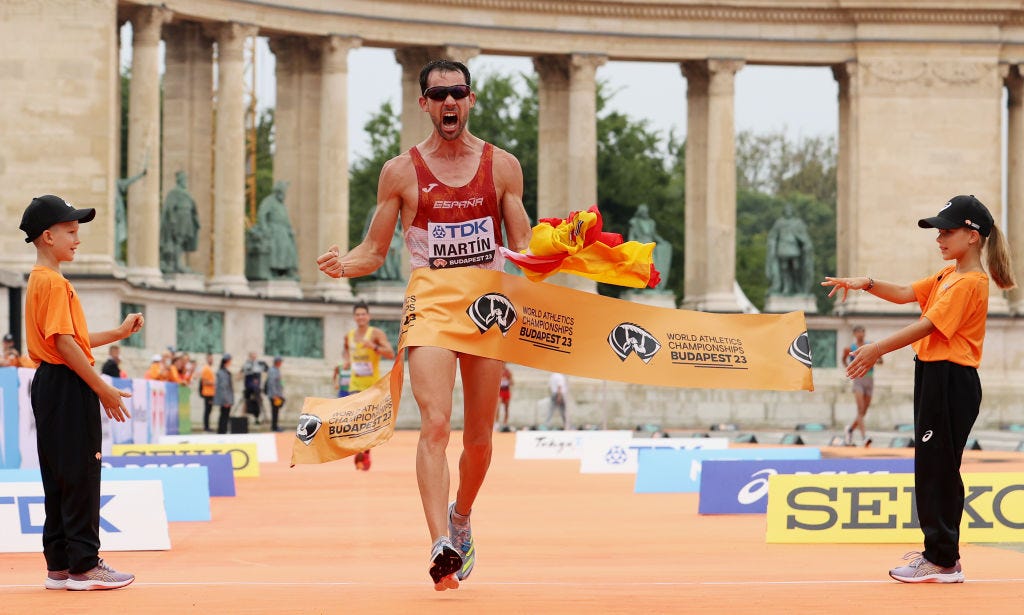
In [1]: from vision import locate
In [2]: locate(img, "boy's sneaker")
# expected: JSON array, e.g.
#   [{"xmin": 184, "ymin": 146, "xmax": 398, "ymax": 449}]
[
  {"xmin": 65, "ymin": 559, "xmax": 135, "ymax": 591},
  {"xmin": 889, "ymin": 552, "xmax": 964, "ymax": 583},
  {"xmin": 844, "ymin": 425, "xmax": 854, "ymax": 446},
  {"xmin": 44, "ymin": 569, "xmax": 69, "ymax": 590},
  {"xmin": 428, "ymin": 536, "xmax": 462, "ymax": 591},
  {"xmin": 448, "ymin": 502, "xmax": 475, "ymax": 580}
]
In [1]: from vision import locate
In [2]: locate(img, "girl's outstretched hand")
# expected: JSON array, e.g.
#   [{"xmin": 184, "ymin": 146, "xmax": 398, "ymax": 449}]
[{"xmin": 821, "ymin": 276, "xmax": 869, "ymax": 302}]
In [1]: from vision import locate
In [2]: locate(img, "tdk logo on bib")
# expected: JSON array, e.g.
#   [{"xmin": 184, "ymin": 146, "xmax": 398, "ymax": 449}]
[{"xmin": 428, "ymin": 217, "xmax": 495, "ymax": 268}]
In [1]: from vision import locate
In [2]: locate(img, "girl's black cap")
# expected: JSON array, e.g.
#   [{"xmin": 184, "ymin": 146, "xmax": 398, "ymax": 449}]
[{"xmin": 918, "ymin": 194, "xmax": 993, "ymax": 237}]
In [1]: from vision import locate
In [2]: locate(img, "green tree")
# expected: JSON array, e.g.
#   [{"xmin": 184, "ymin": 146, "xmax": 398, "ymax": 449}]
[
  {"xmin": 254, "ymin": 108, "xmax": 275, "ymax": 207},
  {"xmin": 734, "ymin": 130, "xmax": 837, "ymax": 313},
  {"xmin": 348, "ymin": 99, "xmax": 401, "ymax": 249}
]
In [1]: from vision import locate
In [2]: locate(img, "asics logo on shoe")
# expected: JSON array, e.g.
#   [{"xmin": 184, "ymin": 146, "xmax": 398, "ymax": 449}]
[
  {"xmin": 922, "ymin": 430, "xmax": 933, "ymax": 442},
  {"xmin": 422, "ymin": 183, "xmax": 439, "ymax": 193}
]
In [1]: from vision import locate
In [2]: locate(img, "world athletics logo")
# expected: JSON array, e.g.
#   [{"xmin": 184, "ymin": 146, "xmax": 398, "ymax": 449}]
[
  {"xmin": 607, "ymin": 323, "xmax": 661, "ymax": 363},
  {"xmin": 466, "ymin": 293, "xmax": 518, "ymax": 335},
  {"xmin": 295, "ymin": 414, "xmax": 323, "ymax": 446},
  {"xmin": 787, "ymin": 332, "xmax": 813, "ymax": 368}
]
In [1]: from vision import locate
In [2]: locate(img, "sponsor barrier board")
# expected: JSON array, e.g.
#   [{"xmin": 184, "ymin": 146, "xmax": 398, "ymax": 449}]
[
  {"xmin": 0, "ymin": 480, "xmax": 170, "ymax": 552},
  {"xmin": 698, "ymin": 458, "xmax": 915, "ymax": 514},
  {"xmin": 159, "ymin": 433, "xmax": 278, "ymax": 463},
  {"xmin": 635, "ymin": 447, "xmax": 821, "ymax": 493},
  {"xmin": 112, "ymin": 443, "xmax": 259, "ymax": 477},
  {"xmin": 104, "ymin": 453, "xmax": 235, "ymax": 497},
  {"xmin": 514, "ymin": 430, "xmax": 632, "ymax": 460},
  {"xmin": 0, "ymin": 467, "xmax": 210, "ymax": 522},
  {"xmin": 580, "ymin": 437, "xmax": 729, "ymax": 474},
  {"xmin": 766, "ymin": 472, "xmax": 1024, "ymax": 543}
]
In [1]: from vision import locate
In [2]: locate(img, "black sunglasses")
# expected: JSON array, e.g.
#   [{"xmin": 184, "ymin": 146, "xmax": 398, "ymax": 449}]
[{"xmin": 423, "ymin": 84, "xmax": 471, "ymax": 101}]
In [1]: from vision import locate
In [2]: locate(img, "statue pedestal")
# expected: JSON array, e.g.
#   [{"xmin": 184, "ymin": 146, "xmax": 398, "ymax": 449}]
[
  {"xmin": 356, "ymin": 280, "xmax": 407, "ymax": 305},
  {"xmin": 621, "ymin": 289, "xmax": 676, "ymax": 308},
  {"xmin": 164, "ymin": 272, "xmax": 204, "ymax": 292},
  {"xmin": 250, "ymin": 279, "xmax": 303, "ymax": 299},
  {"xmin": 764, "ymin": 294, "xmax": 818, "ymax": 314}
]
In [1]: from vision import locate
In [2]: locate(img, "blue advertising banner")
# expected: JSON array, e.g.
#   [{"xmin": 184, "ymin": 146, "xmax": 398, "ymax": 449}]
[
  {"xmin": 103, "ymin": 453, "xmax": 235, "ymax": 497},
  {"xmin": 635, "ymin": 447, "xmax": 821, "ymax": 493},
  {"xmin": 698, "ymin": 457, "xmax": 916, "ymax": 514},
  {"xmin": 0, "ymin": 466, "xmax": 210, "ymax": 522}
]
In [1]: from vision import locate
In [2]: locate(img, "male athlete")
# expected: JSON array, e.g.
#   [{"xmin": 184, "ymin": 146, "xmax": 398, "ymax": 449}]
[{"xmin": 318, "ymin": 59, "xmax": 532, "ymax": 590}]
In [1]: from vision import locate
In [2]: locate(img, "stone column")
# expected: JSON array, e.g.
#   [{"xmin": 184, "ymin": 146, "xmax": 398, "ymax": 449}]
[
  {"xmin": 534, "ymin": 55, "xmax": 570, "ymax": 222},
  {"xmin": 567, "ymin": 54, "xmax": 607, "ymax": 213},
  {"xmin": 1007, "ymin": 65, "xmax": 1024, "ymax": 314},
  {"xmin": 395, "ymin": 45, "xmax": 480, "ymax": 152},
  {"xmin": 208, "ymin": 22, "xmax": 258, "ymax": 295},
  {"xmin": 680, "ymin": 59, "xmax": 744, "ymax": 312},
  {"xmin": 162, "ymin": 22, "xmax": 214, "ymax": 278},
  {"xmin": 315, "ymin": 35, "xmax": 361, "ymax": 300},
  {"xmin": 125, "ymin": 6, "xmax": 171, "ymax": 286},
  {"xmin": 270, "ymin": 36, "xmax": 323, "ymax": 291}
]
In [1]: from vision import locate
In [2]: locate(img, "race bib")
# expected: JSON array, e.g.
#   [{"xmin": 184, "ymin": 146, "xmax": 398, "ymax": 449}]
[
  {"xmin": 352, "ymin": 361, "xmax": 373, "ymax": 377},
  {"xmin": 428, "ymin": 217, "xmax": 496, "ymax": 268}
]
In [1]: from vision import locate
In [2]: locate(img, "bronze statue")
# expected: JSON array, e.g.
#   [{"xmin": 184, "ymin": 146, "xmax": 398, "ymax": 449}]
[
  {"xmin": 766, "ymin": 203, "xmax": 815, "ymax": 296},
  {"xmin": 159, "ymin": 171, "xmax": 200, "ymax": 273},
  {"xmin": 247, "ymin": 180, "xmax": 298, "ymax": 280},
  {"xmin": 114, "ymin": 166, "xmax": 147, "ymax": 264},
  {"xmin": 628, "ymin": 204, "xmax": 672, "ymax": 291}
]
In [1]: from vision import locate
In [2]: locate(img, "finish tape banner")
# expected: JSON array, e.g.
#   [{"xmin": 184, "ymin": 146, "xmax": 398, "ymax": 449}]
[
  {"xmin": 292, "ymin": 268, "xmax": 814, "ymax": 466},
  {"xmin": 765, "ymin": 472, "xmax": 1024, "ymax": 543}
]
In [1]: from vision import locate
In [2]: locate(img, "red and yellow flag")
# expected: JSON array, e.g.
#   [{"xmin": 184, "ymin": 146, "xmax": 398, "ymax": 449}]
[{"xmin": 501, "ymin": 205, "xmax": 660, "ymax": 288}]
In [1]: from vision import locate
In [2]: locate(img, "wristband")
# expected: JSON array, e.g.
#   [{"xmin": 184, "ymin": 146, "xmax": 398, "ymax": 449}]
[{"xmin": 865, "ymin": 277, "xmax": 874, "ymax": 291}]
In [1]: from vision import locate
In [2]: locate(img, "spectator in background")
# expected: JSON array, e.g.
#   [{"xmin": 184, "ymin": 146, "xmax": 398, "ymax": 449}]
[
  {"xmin": 144, "ymin": 353, "xmax": 163, "ymax": 380},
  {"xmin": 212, "ymin": 354, "xmax": 234, "ymax": 434},
  {"xmin": 242, "ymin": 351, "xmax": 268, "ymax": 425},
  {"xmin": 332, "ymin": 351, "xmax": 351, "ymax": 398},
  {"xmin": 198, "ymin": 353, "xmax": 216, "ymax": 432},
  {"xmin": 172, "ymin": 352, "xmax": 192, "ymax": 385},
  {"xmin": 546, "ymin": 372, "xmax": 569, "ymax": 429},
  {"xmin": 101, "ymin": 345, "xmax": 124, "ymax": 379},
  {"xmin": 266, "ymin": 356, "xmax": 285, "ymax": 433},
  {"xmin": 497, "ymin": 364, "xmax": 513, "ymax": 430},
  {"xmin": 2, "ymin": 333, "xmax": 15, "ymax": 355}
]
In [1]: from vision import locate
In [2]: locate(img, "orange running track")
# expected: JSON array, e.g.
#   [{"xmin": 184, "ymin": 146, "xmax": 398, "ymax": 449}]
[{"xmin": 2, "ymin": 431, "xmax": 1023, "ymax": 614}]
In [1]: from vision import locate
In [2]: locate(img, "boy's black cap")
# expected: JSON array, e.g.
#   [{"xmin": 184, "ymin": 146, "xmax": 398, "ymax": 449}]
[
  {"xmin": 918, "ymin": 194, "xmax": 993, "ymax": 237},
  {"xmin": 20, "ymin": 195, "xmax": 96, "ymax": 243}
]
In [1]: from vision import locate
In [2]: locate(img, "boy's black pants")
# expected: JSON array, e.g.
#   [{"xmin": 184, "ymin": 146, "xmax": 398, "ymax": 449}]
[
  {"xmin": 31, "ymin": 362, "xmax": 102, "ymax": 574},
  {"xmin": 913, "ymin": 358, "xmax": 981, "ymax": 568}
]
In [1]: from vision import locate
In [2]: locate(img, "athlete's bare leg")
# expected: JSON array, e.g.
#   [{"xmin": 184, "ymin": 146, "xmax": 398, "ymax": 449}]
[
  {"xmin": 852, "ymin": 390, "xmax": 870, "ymax": 440},
  {"xmin": 454, "ymin": 355, "xmax": 502, "ymax": 516},
  {"xmin": 409, "ymin": 346, "xmax": 458, "ymax": 541}
]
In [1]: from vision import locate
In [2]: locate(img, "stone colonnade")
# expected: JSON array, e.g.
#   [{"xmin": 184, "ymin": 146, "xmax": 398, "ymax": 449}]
[{"xmin": 121, "ymin": 7, "xmax": 1024, "ymax": 313}]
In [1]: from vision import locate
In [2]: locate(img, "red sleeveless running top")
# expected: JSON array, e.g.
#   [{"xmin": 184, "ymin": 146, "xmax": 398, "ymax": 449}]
[{"xmin": 404, "ymin": 143, "xmax": 505, "ymax": 271}]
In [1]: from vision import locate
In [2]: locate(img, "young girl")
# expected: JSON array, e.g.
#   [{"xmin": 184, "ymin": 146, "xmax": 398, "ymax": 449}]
[{"xmin": 822, "ymin": 194, "xmax": 1015, "ymax": 584}]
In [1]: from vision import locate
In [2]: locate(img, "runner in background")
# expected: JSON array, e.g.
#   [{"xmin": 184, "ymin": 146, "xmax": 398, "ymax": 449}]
[{"xmin": 344, "ymin": 300, "xmax": 395, "ymax": 471}]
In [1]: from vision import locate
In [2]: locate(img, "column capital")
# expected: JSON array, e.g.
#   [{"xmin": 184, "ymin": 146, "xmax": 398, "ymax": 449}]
[
  {"xmin": 442, "ymin": 44, "xmax": 481, "ymax": 64},
  {"xmin": 570, "ymin": 52, "xmax": 608, "ymax": 74},
  {"xmin": 394, "ymin": 46, "xmax": 436, "ymax": 71},
  {"xmin": 129, "ymin": 5, "xmax": 172, "ymax": 46},
  {"xmin": 205, "ymin": 22, "xmax": 258, "ymax": 57},
  {"xmin": 533, "ymin": 54, "xmax": 570, "ymax": 82},
  {"xmin": 322, "ymin": 35, "xmax": 362, "ymax": 73},
  {"xmin": 832, "ymin": 60, "xmax": 859, "ymax": 98},
  {"xmin": 1007, "ymin": 64, "xmax": 1024, "ymax": 107}
]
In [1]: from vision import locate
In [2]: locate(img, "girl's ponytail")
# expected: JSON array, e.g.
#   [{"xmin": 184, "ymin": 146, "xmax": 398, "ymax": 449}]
[{"xmin": 984, "ymin": 225, "xmax": 1017, "ymax": 290}]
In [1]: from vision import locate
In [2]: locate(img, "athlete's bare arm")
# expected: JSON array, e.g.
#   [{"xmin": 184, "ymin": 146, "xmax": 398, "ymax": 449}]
[
  {"xmin": 492, "ymin": 148, "xmax": 531, "ymax": 252},
  {"xmin": 317, "ymin": 153, "xmax": 415, "ymax": 278}
]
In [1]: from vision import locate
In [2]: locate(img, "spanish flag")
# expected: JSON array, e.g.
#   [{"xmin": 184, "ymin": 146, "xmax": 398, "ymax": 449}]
[{"xmin": 501, "ymin": 206, "xmax": 660, "ymax": 288}]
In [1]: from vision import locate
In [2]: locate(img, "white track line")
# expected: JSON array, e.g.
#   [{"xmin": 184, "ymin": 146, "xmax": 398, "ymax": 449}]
[{"xmin": 4, "ymin": 578, "xmax": 1024, "ymax": 589}]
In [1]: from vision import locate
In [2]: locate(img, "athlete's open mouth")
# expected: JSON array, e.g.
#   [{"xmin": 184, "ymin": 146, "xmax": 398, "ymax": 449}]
[{"xmin": 442, "ymin": 112, "xmax": 458, "ymax": 127}]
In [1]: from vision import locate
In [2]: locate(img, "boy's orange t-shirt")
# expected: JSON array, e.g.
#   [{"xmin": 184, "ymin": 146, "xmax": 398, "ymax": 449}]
[
  {"xmin": 25, "ymin": 265, "xmax": 94, "ymax": 366},
  {"xmin": 910, "ymin": 264, "xmax": 989, "ymax": 368}
]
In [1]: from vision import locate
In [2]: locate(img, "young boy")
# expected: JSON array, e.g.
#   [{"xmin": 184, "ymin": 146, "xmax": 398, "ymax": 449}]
[{"xmin": 20, "ymin": 194, "xmax": 145, "ymax": 591}]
